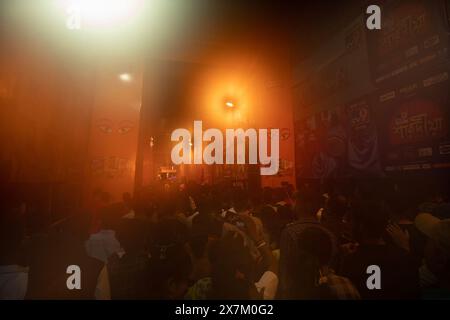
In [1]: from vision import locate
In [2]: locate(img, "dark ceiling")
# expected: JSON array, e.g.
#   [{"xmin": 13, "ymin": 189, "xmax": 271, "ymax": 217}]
[{"xmin": 163, "ymin": 0, "xmax": 367, "ymax": 58}]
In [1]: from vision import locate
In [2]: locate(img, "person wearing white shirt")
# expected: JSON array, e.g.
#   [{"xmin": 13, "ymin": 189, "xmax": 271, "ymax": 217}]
[
  {"xmin": 0, "ymin": 265, "xmax": 28, "ymax": 300},
  {"xmin": 86, "ymin": 229, "xmax": 122, "ymax": 263},
  {"xmin": 85, "ymin": 204, "xmax": 123, "ymax": 263},
  {"xmin": 0, "ymin": 212, "xmax": 28, "ymax": 300}
]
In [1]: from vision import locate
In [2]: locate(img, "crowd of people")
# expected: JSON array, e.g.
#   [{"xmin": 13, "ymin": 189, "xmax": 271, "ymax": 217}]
[{"xmin": 1, "ymin": 179, "xmax": 449, "ymax": 300}]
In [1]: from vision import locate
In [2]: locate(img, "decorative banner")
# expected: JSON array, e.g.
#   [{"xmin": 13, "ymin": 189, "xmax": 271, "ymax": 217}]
[
  {"xmin": 375, "ymin": 70, "xmax": 450, "ymax": 171},
  {"xmin": 294, "ymin": 96, "xmax": 384, "ymax": 180},
  {"xmin": 346, "ymin": 97, "xmax": 383, "ymax": 175},
  {"xmin": 294, "ymin": 106, "xmax": 348, "ymax": 180},
  {"xmin": 366, "ymin": 0, "xmax": 449, "ymax": 86}
]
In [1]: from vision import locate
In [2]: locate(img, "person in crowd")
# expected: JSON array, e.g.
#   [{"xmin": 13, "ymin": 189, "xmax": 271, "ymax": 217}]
[
  {"xmin": 25, "ymin": 210, "xmax": 109, "ymax": 299},
  {"xmin": 90, "ymin": 190, "xmax": 112, "ymax": 233},
  {"xmin": 287, "ymin": 227, "xmax": 360, "ymax": 299},
  {"xmin": 188, "ymin": 215, "xmax": 213, "ymax": 282},
  {"xmin": 184, "ymin": 198, "xmax": 226, "ymax": 300},
  {"xmin": 386, "ymin": 210, "xmax": 427, "ymax": 268},
  {"xmin": 185, "ymin": 234, "xmax": 212, "ymax": 300},
  {"xmin": 322, "ymin": 193, "xmax": 352, "ymax": 243},
  {"xmin": 222, "ymin": 192, "xmax": 265, "ymax": 266},
  {"xmin": 273, "ymin": 185, "xmax": 295, "ymax": 216},
  {"xmin": 340, "ymin": 201, "xmax": 419, "ymax": 299},
  {"xmin": 420, "ymin": 184, "xmax": 450, "ymax": 220},
  {"xmin": 279, "ymin": 183, "xmax": 337, "ymax": 298},
  {"xmin": 255, "ymin": 187, "xmax": 287, "ymax": 261},
  {"xmin": 417, "ymin": 183, "xmax": 447, "ymax": 216},
  {"xmin": 210, "ymin": 212, "xmax": 278, "ymax": 300},
  {"xmin": 85, "ymin": 203, "xmax": 123, "ymax": 263},
  {"xmin": 414, "ymin": 213, "xmax": 450, "ymax": 299},
  {"xmin": 107, "ymin": 219, "xmax": 150, "ymax": 299},
  {"xmin": 0, "ymin": 210, "xmax": 28, "ymax": 299},
  {"xmin": 147, "ymin": 219, "xmax": 192, "ymax": 299},
  {"xmin": 183, "ymin": 195, "xmax": 200, "ymax": 227},
  {"xmin": 260, "ymin": 187, "xmax": 277, "ymax": 213},
  {"xmin": 381, "ymin": 183, "xmax": 427, "ymax": 266},
  {"xmin": 134, "ymin": 187, "xmax": 158, "ymax": 222},
  {"xmin": 148, "ymin": 244, "xmax": 192, "ymax": 299},
  {"xmin": 232, "ymin": 192, "xmax": 264, "ymax": 239},
  {"xmin": 256, "ymin": 203, "xmax": 284, "ymax": 263},
  {"xmin": 7, "ymin": 177, "xmax": 450, "ymax": 301},
  {"xmin": 121, "ymin": 192, "xmax": 136, "ymax": 219},
  {"xmin": 185, "ymin": 217, "xmax": 213, "ymax": 299}
]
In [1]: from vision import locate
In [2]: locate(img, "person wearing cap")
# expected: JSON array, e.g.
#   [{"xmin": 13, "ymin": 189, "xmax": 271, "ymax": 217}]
[{"xmin": 415, "ymin": 213, "xmax": 450, "ymax": 299}]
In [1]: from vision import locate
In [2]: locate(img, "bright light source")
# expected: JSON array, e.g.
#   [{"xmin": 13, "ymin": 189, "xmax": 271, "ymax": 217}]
[
  {"xmin": 119, "ymin": 73, "xmax": 132, "ymax": 82},
  {"xmin": 62, "ymin": 0, "xmax": 143, "ymax": 29},
  {"xmin": 225, "ymin": 101, "xmax": 234, "ymax": 108}
]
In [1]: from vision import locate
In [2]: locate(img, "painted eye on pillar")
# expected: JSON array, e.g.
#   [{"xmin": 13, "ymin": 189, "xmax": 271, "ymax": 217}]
[
  {"xmin": 99, "ymin": 125, "xmax": 113, "ymax": 134},
  {"xmin": 118, "ymin": 126, "xmax": 132, "ymax": 134}
]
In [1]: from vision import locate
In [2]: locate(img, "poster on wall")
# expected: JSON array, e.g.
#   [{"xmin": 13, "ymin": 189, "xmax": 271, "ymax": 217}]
[
  {"xmin": 366, "ymin": 0, "xmax": 449, "ymax": 86},
  {"xmin": 294, "ymin": 96, "xmax": 384, "ymax": 180},
  {"xmin": 346, "ymin": 97, "xmax": 384, "ymax": 176},
  {"xmin": 375, "ymin": 69, "xmax": 450, "ymax": 171},
  {"xmin": 294, "ymin": 106, "xmax": 348, "ymax": 180}
]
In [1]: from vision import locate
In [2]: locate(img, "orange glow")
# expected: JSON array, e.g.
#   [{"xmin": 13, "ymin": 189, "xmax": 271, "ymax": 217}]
[{"xmin": 198, "ymin": 65, "xmax": 257, "ymax": 130}]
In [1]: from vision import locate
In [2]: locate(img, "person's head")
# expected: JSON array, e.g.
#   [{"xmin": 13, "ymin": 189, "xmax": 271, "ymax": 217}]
[
  {"xmin": 232, "ymin": 191, "xmax": 250, "ymax": 214},
  {"xmin": 148, "ymin": 243, "xmax": 192, "ymax": 299},
  {"xmin": 271, "ymin": 188, "xmax": 281, "ymax": 203},
  {"xmin": 210, "ymin": 233, "xmax": 254, "ymax": 299},
  {"xmin": 277, "ymin": 205, "xmax": 295, "ymax": 224},
  {"xmin": 415, "ymin": 213, "xmax": 450, "ymax": 288},
  {"xmin": 282, "ymin": 182, "xmax": 294, "ymax": 199},
  {"xmin": 326, "ymin": 194, "xmax": 348, "ymax": 220},
  {"xmin": 288, "ymin": 227, "xmax": 333, "ymax": 299},
  {"xmin": 294, "ymin": 184, "xmax": 322, "ymax": 218},
  {"xmin": 258, "ymin": 205, "xmax": 283, "ymax": 247},
  {"xmin": 174, "ymin": 192, "xmax": 191, "ymax": 216},
  {"xmin": 192, "ymin": 212, "xmax": 222, "ymax": 241},
  {"xmin": 195, "ymin": 193, "xmax": 215, "ymax": 216},
  {"xmin": 353, "ymin": 201, "xmax": 390, "ymax": 242}
]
